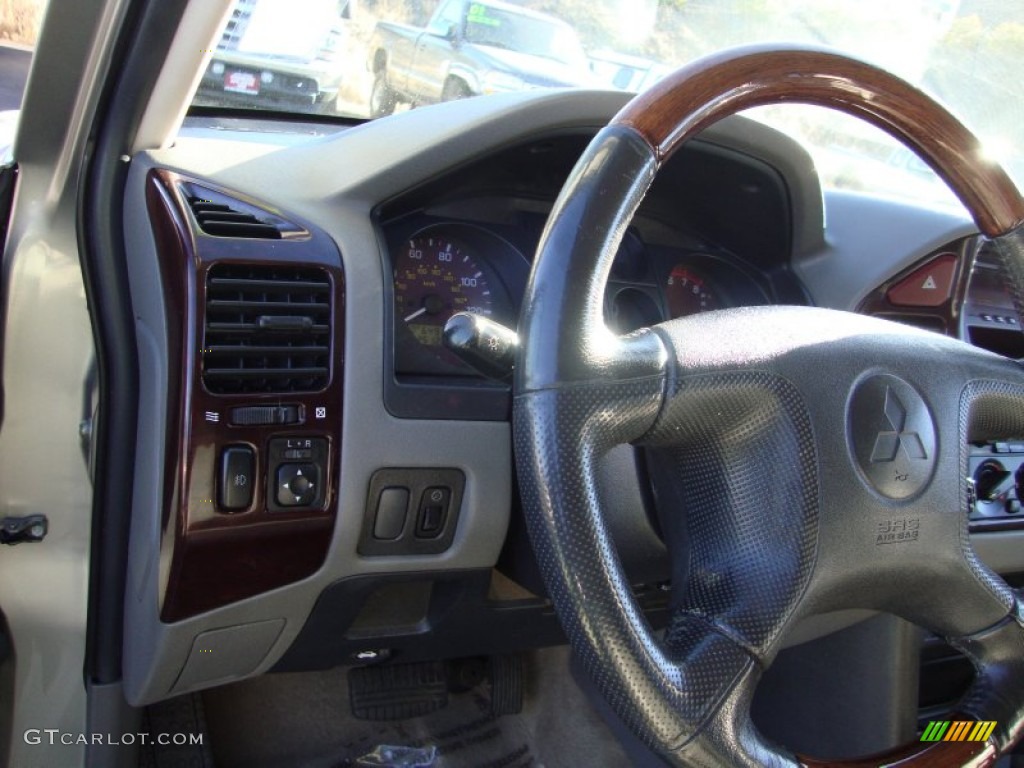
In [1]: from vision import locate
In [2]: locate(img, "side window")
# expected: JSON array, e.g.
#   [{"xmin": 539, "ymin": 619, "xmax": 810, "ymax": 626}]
[
  {"xmin": 427, "ymin": 0, "xmax": 462, "ymax": 37},
  {"xmin": 463, "ymin": 4, "xmax": 509, "ymax": 47},
  {"xmin": 0, "ymin": 1, "xmax": 49, "ymax": 164}
]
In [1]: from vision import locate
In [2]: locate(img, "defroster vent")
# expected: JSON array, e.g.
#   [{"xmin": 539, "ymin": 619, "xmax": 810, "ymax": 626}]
[
  {"xmin": 187, "ymin": 196, "xmax": 282, "ymax": 239},
  {"xmin": 203, "ymin": 264, "xmax": 332, "ymax": 394},
  {"xmin": 180, "ymin": 182, "xmax": 307, "ymax": 239}
]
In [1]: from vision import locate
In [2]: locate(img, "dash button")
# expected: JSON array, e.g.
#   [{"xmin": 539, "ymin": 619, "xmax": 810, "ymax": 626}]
[
  {"xmin": 416, "ymin": 487, "xmax": 450, "ymax": 538},
  {"xmin": 374, "ymin": 487, "xmax": 409, "ymax": 540},
  {"xmin": 887, "ymin": 253, "xmax": 957, "ymax": 308},
  {"xmin": 219, "ymin": 445, "xmax": 255, "ymax": 512}
]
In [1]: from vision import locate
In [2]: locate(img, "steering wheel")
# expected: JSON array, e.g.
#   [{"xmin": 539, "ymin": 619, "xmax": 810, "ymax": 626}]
[{"xmin": 514, "ymin": 45, "xmax": 1024, "ymax": 766}]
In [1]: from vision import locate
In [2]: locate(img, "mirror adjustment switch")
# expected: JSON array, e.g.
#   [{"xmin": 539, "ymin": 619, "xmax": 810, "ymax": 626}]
[
  {"xmin": 276, "ymin": 463, "xmax": 320, "ymax": 507},
  {"xmin": 219, "ymin": 445, "xmax": 255, "ymax": 512},
  {"xmin": 266, "ymin": 437, "xmax": 329, "ymax": 512}
]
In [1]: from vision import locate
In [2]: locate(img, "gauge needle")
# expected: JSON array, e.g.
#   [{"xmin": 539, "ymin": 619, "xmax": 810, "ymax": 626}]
[{"xmin": 404, "ymin": 307, "xmax": 427, "ymax": 323}]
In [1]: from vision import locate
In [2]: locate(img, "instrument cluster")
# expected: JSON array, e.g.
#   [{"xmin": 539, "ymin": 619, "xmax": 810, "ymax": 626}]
[
  {"xmin": 388, "ymin": 221, "xmax": 770, "ymax": 380},
  {"xmin": 390, "ymin": 222, "xmax": 528, "ymax": 378}
]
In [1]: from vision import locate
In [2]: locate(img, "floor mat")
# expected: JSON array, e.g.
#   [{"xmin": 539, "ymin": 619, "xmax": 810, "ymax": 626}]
[{"xmin": 203, "ymin": 647, "xmax": 629, "ymax": 768}]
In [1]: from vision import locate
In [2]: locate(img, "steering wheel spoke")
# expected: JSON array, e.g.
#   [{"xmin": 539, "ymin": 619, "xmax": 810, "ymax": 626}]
[
  {"xmin": 963, "ymin": 376, "xmax": 1024, "ymax": 446},
  {"xmin": 641, "ymin": 362, "xmax": 820, "ymax": 662}
]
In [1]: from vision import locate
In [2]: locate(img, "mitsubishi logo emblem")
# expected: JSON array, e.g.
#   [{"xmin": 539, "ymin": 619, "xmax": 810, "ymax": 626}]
[
  {"xmin": 870, "ymin": 387, "xmax": 928, "ymax": 463},
  {"xmin": 848, "ymin": 374, "xmax": 936, "ymax": 500}
]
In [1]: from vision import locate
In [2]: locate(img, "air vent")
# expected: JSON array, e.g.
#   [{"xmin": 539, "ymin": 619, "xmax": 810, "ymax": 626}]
[
  {"xmin": 187, "ymin": 196, "xmax": 282, "ymax": 239},
  {"xmin": 203, "ymin": 264, "xmax": 331, "ymax": 394}
]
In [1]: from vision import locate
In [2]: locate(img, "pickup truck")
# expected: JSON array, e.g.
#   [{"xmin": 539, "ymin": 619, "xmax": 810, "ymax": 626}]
[{"xmin": 367, "ymin": 0, "xmax": 594, "ymax": 117}]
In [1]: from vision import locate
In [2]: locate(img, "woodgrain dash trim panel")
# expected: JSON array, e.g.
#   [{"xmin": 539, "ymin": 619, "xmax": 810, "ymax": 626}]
[{"xmin": 146, "ymin": 169, "xmax": 345, "ymax": 622}]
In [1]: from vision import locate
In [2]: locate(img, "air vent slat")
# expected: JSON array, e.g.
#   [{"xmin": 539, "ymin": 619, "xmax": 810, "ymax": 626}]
[
  {"xmin": 205, "ymin": 367, "xmax": 330, "ymax": 380},
  {"xmin": 208, "ymin": 278, "xmax": 330, "ymax": 294},
  {"xmin": 186, "ymin": 194, "xmax": 282, "ymax": 239},
  {"xmin": 203, "ymin": 264, "xmax": 332, "ymax": 394},
  {"xmin": 198, "ymin": 212, "xmax": 262, "ymax": 225},
  {"xmin": 206, "ymin": 345, "xmax": 329, "ymax": 356},
  {"xmin": 208, "ymin": 300, "xmax": 330, "ymax": 313},
  {"xmin": 199, "ymin": 221, "xmax": 283, "ymax": 239},
  {"xmin": 206, "ymin": 322, "xmax": 330, "ymax": 335}
]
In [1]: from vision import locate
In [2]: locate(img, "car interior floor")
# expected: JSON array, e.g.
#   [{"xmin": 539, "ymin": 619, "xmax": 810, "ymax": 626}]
[
  {"xmin": 199, "ymin": 645, "xmax": 630, "ymax": 768},
  {"xmin": 140, "ymin": 639, "xmax": 1024, "ymax": 767}
]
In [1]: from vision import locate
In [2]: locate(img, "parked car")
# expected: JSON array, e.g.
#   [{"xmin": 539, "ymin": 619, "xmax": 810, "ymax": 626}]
[
  {"xmin": 197, "ymin": 48, "xmax": 344, "ymax": 112},
  {"xmin": 366, "ymin": 0, "xmax": 594, "ymax": 116},
  {"xmin": 195, "ymin": 0, "xmax": 352, "ymax": 113},
  {"xmin": 1, "ymin": 0, "xmax": 1023, "ymax": 766}
]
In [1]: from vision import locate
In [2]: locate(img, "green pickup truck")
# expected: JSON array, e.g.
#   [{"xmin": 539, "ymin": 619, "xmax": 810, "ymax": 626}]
[{"xmin": 367, "ymin": 0, "xmax": 596, "ymax": 117}]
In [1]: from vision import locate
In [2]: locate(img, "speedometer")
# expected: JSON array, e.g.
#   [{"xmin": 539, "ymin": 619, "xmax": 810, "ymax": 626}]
[
  {"xmin": 394, "ymin": 233, "xmax": 494, "ymax": 359},
  {"xmin": 389, "ymin": 222, "xmax": 528, "ymax": 384}
]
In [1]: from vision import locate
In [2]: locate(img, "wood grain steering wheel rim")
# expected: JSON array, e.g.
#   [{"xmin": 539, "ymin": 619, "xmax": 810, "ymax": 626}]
[
  {"xmin": 514, "ymin": 44, "xmax": 1024, "ymax": 768},
  {"xmin": 614, "ymin": 45, "xmax": 1024, "ymax": 239}
]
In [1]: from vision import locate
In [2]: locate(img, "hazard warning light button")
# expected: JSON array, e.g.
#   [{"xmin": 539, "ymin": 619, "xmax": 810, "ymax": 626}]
[{"xmin": 887, "ymin": 253, "xmax": 957, "ymax": 307}]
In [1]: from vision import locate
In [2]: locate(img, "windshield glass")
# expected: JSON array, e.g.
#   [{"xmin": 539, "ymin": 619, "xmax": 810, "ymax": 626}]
[{"xmin": 190, "ymin": 0, "xmax": 1024, "ymax": 206}]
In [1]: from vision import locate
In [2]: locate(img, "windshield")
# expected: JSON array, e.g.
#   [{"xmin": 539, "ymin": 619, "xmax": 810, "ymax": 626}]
[{"xmin": 190, "ymin": 0, "xmax": 1024, "ymax": 206}]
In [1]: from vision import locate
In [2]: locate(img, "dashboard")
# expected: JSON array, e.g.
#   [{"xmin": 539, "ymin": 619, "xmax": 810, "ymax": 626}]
[{"xmin": 117, "ymin": 89, "xmax": 1024, "ymax": 707}]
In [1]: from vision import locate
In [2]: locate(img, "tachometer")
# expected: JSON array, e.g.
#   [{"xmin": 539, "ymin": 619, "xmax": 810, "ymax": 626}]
[
  {"xmin": 394, "ymin": 233, "xmax": 494, "ymax": 359},
  {"xmin": 665, "ymin": 264, "xmax": 721, "ymax": 318}
]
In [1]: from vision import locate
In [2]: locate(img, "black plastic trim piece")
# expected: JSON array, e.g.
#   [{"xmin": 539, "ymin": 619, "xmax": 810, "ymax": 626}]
[
  {"xmin": 79, "ymin": 0, "xmax": 191, "ymax": 686},
  {"xmin": 271, "ymin": 569, "xmax": 672, "ymax": 673},
  {"xmin": 751, "ymin": 614, "xmax": 920, "ymax": 759},
  {"xmin": 358, "ymin": 468, "xmax": 465, "ymax": 556}
]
